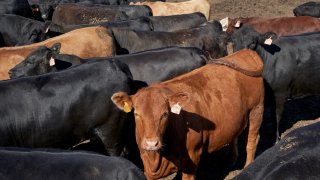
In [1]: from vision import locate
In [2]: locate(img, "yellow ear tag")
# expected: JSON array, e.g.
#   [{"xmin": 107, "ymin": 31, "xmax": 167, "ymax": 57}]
[{"xmin": 123, "ymin": 102, "xmax": 131, "ymax": 113}]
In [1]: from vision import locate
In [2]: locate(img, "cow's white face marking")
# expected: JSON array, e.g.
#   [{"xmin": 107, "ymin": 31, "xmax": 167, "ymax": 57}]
[
  {"xmin": 220, "ymin": 17, "xmax": 229, "ymax": 31},
  {"xmin": 170, "ymin": 103, "xmax": 181, "ymax": 114}
]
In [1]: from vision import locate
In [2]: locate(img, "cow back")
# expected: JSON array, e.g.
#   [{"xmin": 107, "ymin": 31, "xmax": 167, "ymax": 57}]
[{"xmin": 0, "ymin": 26, "xmax": 115, "ymax": 80}]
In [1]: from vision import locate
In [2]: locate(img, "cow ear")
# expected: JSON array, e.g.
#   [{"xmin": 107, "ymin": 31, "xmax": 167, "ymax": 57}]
[
  {"xmin": 51, "ymin": 43, "xmax": 61, "ymax": 55},
  {"xmin": 168, "ymin": 92, "xmax": 190, "ymax": 114},
  {"xmin": 260, "ymin": 32, "xmax": 278, "ymax": 45},
  {"xmin": 111, "ymin": 92, "xmax": 133, "ymax": 113}
]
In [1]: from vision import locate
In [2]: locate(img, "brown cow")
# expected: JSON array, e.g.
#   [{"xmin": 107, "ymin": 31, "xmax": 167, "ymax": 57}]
[
  {"xmin": 220, "ymin": 16, "xmax": 320, "ymax": 36},
  {"xmin": 111, "ymin": 49, "xmax": 265, "ymax": 179},
  {"xmin": 0, "ymin": 26, "xmax": 115, "ymax": 80},
  {"xmin": 129, "ymin": 0, "xmax": 210, "ymax": 20}
]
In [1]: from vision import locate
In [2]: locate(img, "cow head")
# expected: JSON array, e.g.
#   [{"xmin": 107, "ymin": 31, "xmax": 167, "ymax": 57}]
[
  {"xmin": 37, "ymin": 0, "xmax": 58, "ymax": 20},
  {"xmin": 8, "ymin": 43, "xmax": 61, "ymax": 79},
  {"xmin": 111, "ymin": 88, "xmax": 190, "ymax": 152},
  {"xmin": 231, "ymin": 26, "xmax": 278, "ymax": 52}
]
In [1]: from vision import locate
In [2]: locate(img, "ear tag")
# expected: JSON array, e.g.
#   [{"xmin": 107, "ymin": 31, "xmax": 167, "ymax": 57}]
[
  {"xmin": 123, "ymin": 102, "xmax": 131, "ymax": 113},
  {"xmin": 219, "ymin": 17, "xmax": 229, "ymax": 31},
  {"xmin": 234, "ymin": 20, "xmax": 241, "ymax": 28},
  {"xmin": 264, "ymin": 37, "xmax": 272, "ymax": 45},
  {"xmin": 171, "ymin": 103, "xmax": 181, "ymax": 115},
  {"xmin": 44, "ymin": 26, "xmax": 49, "ymax": 33},
  {"xmin": 49, "ymin": 57, "xmax": 55, "ymax": 66}
]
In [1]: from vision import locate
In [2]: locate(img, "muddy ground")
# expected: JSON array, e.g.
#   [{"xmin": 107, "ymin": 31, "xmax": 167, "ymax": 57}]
[{"xmin": 172, "ymin": 0, "xmax": 320, "ymax": 179}]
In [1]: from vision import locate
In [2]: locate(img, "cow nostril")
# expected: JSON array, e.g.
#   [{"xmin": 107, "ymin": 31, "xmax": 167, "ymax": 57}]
[{"xmin": 146, "ymin": 140, "xmax": 158, "ymax": 147}]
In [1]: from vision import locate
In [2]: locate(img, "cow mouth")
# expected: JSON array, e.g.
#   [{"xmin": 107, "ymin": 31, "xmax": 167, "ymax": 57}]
[{"xmin": 144, "ymin": 146, "xmax": 161, "ymax": 151}]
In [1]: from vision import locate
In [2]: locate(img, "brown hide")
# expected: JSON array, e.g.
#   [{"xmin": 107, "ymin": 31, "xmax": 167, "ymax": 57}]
[
  {"xmin": 112, "ymin": 49, "xmax": 264, "ymax": 179},
  {"xmin": 0, "ymin": 26, "xmax": 115, "ymax": 80},
  {"xmin": 130, "ymin": 0, "xmax": 210, "ymax": 20},
  {"xmin": 227, "ymin": 16, "xmax": 320, "ymax": 36}
]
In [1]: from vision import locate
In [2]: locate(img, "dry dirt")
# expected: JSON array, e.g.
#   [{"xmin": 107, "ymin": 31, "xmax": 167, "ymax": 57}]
[{"xmin": 210, "ymin": 0, "xmax": 313, "ymax": 20}]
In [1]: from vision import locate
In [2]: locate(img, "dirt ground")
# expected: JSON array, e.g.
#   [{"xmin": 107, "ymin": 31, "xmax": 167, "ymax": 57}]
[
  {"xmin": 210, "ymin": 0, "xmax": 313, "ymax": 20},
  {"xmin": 198, "ymin": 0, "xmax": 320, "ymax": 179}
]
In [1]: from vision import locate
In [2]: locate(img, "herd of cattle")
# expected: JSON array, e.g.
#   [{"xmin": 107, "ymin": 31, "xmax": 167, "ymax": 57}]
[{"xmin": 0, "ymin": 0, "xmax": 320, "ymax": 179}]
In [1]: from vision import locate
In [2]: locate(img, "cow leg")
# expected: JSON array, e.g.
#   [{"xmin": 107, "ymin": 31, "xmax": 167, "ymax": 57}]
[
  {"xmin": 244, "ymin": 105, "xmax": 264, "ymax": 167},
  {"xmin": 275, "ymin": 97, "xmax": 286, "ymax": 143},
  {"xmin": 230, "ymin": 137, "xmax": 239, "ymax": 167},
  {"xmin": 94, "ymin": 111, "xmax": 128, "ymax": 156}
]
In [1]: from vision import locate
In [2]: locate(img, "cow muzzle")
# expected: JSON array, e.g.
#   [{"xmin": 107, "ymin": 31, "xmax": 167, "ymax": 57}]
[{"xmin": 142, "ymin": 138, "xmax": 161, "ymax": 151}]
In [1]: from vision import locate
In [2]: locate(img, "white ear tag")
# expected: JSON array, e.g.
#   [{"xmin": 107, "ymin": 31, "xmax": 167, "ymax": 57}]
[
  {"xmin": 44, "ymin": 26, "xmax": 49, "ymax": 33},
  {"xmin": 264, "ymin": 37, "xmax": 272, "ymax": 45},
  {"xmin": 49, "ymin": 57, "xmax": 55, "ymax": 66},
  {"xmin": 219, "ymin": 17, "xmax": 229, "ymax": 31},
  {"xmin": 171, "ymin": 103, "xmax": 182, "ymax": 114},
  {"xmin": 234, "ymin": 20, "xmax": 241, "ymax": 28}
]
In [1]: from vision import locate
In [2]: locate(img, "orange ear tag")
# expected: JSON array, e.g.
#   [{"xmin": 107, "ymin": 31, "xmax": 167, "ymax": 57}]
[
  {"xmin": 123, "ymin": 102, "xmax": 131, "ymax": 113},
  {"xmin": 171, "ymin": 103, "xmax": 181, "ymax": 114}
]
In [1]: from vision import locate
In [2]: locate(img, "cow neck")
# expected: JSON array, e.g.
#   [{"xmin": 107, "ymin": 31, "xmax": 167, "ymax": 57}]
[{"xmin": 142, "ymin": 151, "xmax": 178, "ymax": 179}]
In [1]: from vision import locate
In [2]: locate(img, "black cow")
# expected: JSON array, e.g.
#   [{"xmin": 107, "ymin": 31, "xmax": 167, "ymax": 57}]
[
  {"xmin": 142, "ymin": 12, "xmax": 207, "ymax": 32},
  {"xmin": 0, "ymin": 58, "xmax": 133, "ymax": 157},
  {"xmin": 0, "ymin": 0, "xmax": 35, "ymax": 19},
  {"xmin": 234, "ymin": 121, "xmax": 320, "ymax": 180},
  {"xmin": 231, "ymin": 25, "xmax": 320, "ymax": 141},
  {"xmin": 52, "ymin": 3, "xmax": 132, "ymax": 26},
  {"xmin": 293, "ymin": 1, "xmax": 320, "ymax": 18},
  {"xmin": 0, "ymin": 147, "xmax": 146, "ymax": 180},
  {"xmin": 48, "ymin": 17, "xmax": 153, "ymax": 33},
  {"xmin": 0, "ymin": 14, "xmax": 52, "ymax": 47},
  {"xmin": 10, "ymin": 46, "xmax": 207, "ymax": 85},
  {"xmin": 36, "ymin": 0, "xmax": 163, "ymax": 21},
  {"xmin": 111, "ymin": 21, "xmax": 229, "ymax": 58},
  {"xmin": 48, "ymin": 13, "xmax": 207, "ymax": 34}
]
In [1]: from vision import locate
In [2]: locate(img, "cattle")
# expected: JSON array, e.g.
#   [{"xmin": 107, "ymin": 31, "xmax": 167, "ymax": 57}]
[
  {"xmin": 0, "ymin": 14, "xmax": 52, "ymax": 47},
  {"xmin": 231, "ymin": 26, "xmax": 320, "ymax": 141},
  {"xmin": 234, "ymin": 121, "xmax": 320, "ymax": 180},
  {"xmin": 10, "ymin": 46, "xmax": 207, "ymax": 86},
  {"xmin": 111, "ymin": 49, "xmax": 265, "ymax": 179},
  {"xmin": 52, "ymin": 3, "xmax": 152, "ymax": 26},
  {"xmin": 130, "ymin": 0, "xmax": 210, "ymax": 20},
  {"xmin": 144, "ymin": 12, "xmax": 207, "ymax": 32},
  {"xmin": 48, "ymin": 12, "xmax": 207, "ymax": 34},
  {"xmin": 0, "ymin": 0, "xmax": 35, "ymax": 19},
  {"xmin": 0, "ymin": 58, "xmax": 134, "ymax": 157},
  {"xmin": 52, "ymin": 3, "xmax": 129, "ymax": 26},
  {"xmin": 111, "ymin": 21, "xmax": 229, "ymax": 58},
  {"xmin": 0, "ymin": 26, "xmax": 115, "ymax": 80},
  {"xmin": 35, "ymin": 0, "xmax": 164, "ymax": 21},
  {"xmin": 293, "ymin": 1, "xmax": 320, "ymax": 18},
  {"xmin": 221, "ymin": 16, "xmax": 320, "ymax": 36},
  {"xmin": 48, "ymin": 17, "xmax": 154, "ymax": 33},
  {"xmin": 0, "ymin": 147, "xmax": 146, "ymax": 180}
]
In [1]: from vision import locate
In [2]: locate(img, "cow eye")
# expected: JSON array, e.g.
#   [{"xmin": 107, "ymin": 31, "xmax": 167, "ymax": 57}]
[
  {"xmin": 161, "ymin": 112, "xmax": 169, "ymax": 119},
  {"xmin": 248, "ymin": 42, "xmax": 256, "ymax": 49}
]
